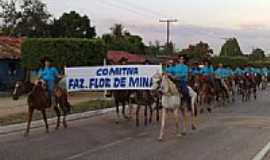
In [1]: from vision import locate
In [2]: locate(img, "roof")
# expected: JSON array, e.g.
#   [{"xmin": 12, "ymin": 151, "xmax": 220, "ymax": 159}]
[
  {"xmin": 0, "ymin": 37, "xmax": 24, "ymax": 60},
  {"xmin": 106, "ymin": 51, "xmax": 146, "ymax": 64}
]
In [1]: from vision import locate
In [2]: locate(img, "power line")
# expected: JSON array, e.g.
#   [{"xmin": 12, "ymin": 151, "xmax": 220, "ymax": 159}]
[
  {"xmin": 95, "ymin": 0, "xmax": 157, "ymax": 20},
  {"xmin": 110, "ymin": 0, "xmax": 167, "ymax": 18}
]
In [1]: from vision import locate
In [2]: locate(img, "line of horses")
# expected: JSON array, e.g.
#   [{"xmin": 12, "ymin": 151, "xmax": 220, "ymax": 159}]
[{"xmin": 12, "ymin": 72, "xmax": 267, "ymax": 140}]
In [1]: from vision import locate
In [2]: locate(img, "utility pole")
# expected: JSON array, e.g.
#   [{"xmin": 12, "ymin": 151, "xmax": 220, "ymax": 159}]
[{"xmin": 159, "ymin": 18, "xmax": 178, "ymax": 53}]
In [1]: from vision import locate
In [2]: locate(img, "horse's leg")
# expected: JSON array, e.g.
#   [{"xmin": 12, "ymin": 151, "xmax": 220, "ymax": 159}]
[
  {"xmin": 122, "ymin": 101, "xmax": 129, "ymax": 119},
  {"xmin": 41, "ymin": 110, "xmax": 49, "ymax": 133},
  {"xmin": 180, "ymin": 107, "xmax": 187, "ymax": 136},
  {"xmin": 62, "ymin": 113, "xmax": 67, "ymax": 128},
  {"xmin": 54, "ymin": 105, "xmax": 61, "ymax": 130},
  {"xmin": 174, "ymin": 108, "xmax": 181, "ymax": 137},
  {"xmin": 115, "ymin": 100, "xmax": 120, "ymax": 124},
  {"xmin": 191, "ymin": 94, "xmax": 197, "ymax": 130},
  {"xmin": 24, "ymin": 108, "xmax": 34, "ymax": 137},
  {"xmin": 128, "ymin": 103, "xmax": 133, "ymax": 120},
  {"xmin": 149, "ymin": 104, "xmax": 153, "ymax": 124},
  {"xmin": 136, "ymin": 105, "xmax": 140, "ymax": 127},
  {"xmin": 144, "ymin": 104, "xmax": 148, "ymax": 126},
  {"xmin": 61, "ymin": 104, "xmax": 68, "ymax": 128},
  {"xmin": 156, "ymin": 99, "xmax": 160, "ymax": 122},
  {"xmin": 158, "ymin": 108, "xmax": 166, "ymax": 141}
]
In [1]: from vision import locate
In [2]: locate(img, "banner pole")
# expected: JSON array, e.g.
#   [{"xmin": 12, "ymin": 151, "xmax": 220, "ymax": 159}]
[{"xmin": 103, "ymin": 59, "xmax": 107, "ymax": 98}]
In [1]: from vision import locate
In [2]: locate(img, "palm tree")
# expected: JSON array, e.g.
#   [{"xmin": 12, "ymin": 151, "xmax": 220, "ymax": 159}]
[{"xmin": 110, "ymin": 24, "xmax": 124, "ymax": 37}]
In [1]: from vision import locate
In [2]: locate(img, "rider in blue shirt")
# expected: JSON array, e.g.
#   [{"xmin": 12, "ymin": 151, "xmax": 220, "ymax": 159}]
[
  {"xmin": 190, "ymin": 62, "xmax": 201, "ymax": 75},
  {"xmin": 38, "ymin": 57, "xmax": 61, "ymax": 105},
  {"xmin": 166, "ymin": 55, "xmax": 189, "ymax": 97},
  {"xmin": 234, "ymin": 67, "xmax": 243, "ymax": 76},
  {"xmin": 200, "ymin": 60, "xmax": 214, "ymax": 76}
]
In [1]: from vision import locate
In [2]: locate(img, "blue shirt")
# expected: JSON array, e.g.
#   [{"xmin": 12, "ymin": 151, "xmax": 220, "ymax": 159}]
[
  {"xmin": 215, "ymin": 67, "xmax": 228, "ymax": 78},
  {"xmin": 166, "ymin": 64, "xmax": 189, "ymax": 81},
  {"xmin": 190, "ymin": 67, "xmax": 201, "ymax": 75},
  {"xmin": 200, "ymin": 65, "xmax": 214, "ymax": 76},
  {"xmin": 38, "ymin": 67, "xmax": 59, "ymax": 81},
  {"xmin": 234, "ymin": 67, "xmax": 243, "ymax": 76}
]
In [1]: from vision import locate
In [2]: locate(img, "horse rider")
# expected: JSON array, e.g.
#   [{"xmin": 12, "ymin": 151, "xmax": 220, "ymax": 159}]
[
  {"xmin": 200, "ymin": 59, "xmax": 215, "ymax": 89},
  {"xmin": 190, "ymin": 62, "xmax": 201, "ymax": 75},
  {"xmin": 214, "ymin": 63, "xmax": 230, "ymax": 97},
  {"xmin": 38, "ymin": 57, "xmax": 62, "ymax": 106},
  {"xmin": 165, "ymin": 55, "xmax": 190, "ymax": 98}
]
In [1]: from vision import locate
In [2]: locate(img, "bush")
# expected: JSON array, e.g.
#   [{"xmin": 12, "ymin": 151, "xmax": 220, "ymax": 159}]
[{"xmin": 21, "ymin": 38, "xmax": 107, "ymax": 69}]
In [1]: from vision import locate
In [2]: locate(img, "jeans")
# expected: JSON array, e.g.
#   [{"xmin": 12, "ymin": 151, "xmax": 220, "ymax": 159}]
[
  {"xmin": 45, "ymin": 80, "xmax": 55, "ymax": 105},
  {"xmin": 179, "ymin": 80, "xmax": 189, "ymax": 98}
]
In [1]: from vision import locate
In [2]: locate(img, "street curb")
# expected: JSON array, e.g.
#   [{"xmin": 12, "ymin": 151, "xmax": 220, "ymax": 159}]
[{"xmin": 0, "ymin": 107, "xmax": 116, "ymax": 135}]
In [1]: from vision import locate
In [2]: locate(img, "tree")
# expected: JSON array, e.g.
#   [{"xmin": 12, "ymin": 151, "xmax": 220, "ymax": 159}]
[
  {"xmin": 249, "ymin": 48, "xmax": 265, "ymax": 60},
  {"xmin": 102, "ymin": 24, "xmax": 146, "ymax": 55},
  {"xmin": 50, "ymin": 11, "xmax": 96, "ymax": 38},
  {"xmin": 110, "ymin": 24, "xmax": 125, "ymax": 37},
  {"xmin": 179, "ymin": 41, "xmax": 213, "ymax": 60},
  {"xmin": 220, "ymin": 38, "xmax": 243, "ymax": 57},
  {"xmin": 0, "ymin": 0, "xmax": 51, "ymax": 37},
  {"xmin": 0, "ymin": 0, "xmax": 19, "ymax": 36}
]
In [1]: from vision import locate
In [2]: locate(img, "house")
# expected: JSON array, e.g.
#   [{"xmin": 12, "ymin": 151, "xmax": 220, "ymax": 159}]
[
  {"xmin": 0, "ymin": 37, "xmax": 26, "ymax": 91},
  {"xmin": 106, "ymin": 51, "xmax": 146, "ymax": 64}
]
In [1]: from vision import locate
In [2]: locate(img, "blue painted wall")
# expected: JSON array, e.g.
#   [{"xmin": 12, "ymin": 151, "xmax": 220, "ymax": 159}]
[{"xmin": 0, "ymin": 59, "xmax": 26, "ymax": 91}]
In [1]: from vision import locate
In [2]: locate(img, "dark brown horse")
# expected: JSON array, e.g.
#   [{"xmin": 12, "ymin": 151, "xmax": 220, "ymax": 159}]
[
  {"xmin": 12, "ymin": 81, "xmax": 71, "ymax": 136},
  {"xmin": 111, "ymin": 90, "xmax": 131, "ymax": 123},
  {"xmin": 129, "ymin": 90, "xmax": 160, "ymax": 126}
]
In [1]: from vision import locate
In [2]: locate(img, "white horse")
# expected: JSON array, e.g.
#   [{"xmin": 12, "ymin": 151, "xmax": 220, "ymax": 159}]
[{"xmin": 153, "ymin": 73, "xmax": 198, "ymax": 141}]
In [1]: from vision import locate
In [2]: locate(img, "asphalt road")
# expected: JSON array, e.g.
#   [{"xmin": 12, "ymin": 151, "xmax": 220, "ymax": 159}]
[{"xmin": 1, "ymin": 90, "xmax": 270, "ymax": 160}]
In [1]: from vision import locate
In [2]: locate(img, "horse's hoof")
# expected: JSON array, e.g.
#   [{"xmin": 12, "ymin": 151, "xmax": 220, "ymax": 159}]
[
  {"xmin": 24, "ymin": 132, "xmax": 29, "ymax": 137},
  {"xmin": 207, "ymin": 108, "xmax": 212, "ymax": 113},
  {"xmin": 115, "ymin": 121, "xmax": 119, "ymax": 124},
  {"xmin": 192, "ymin": 125, "xmax": 197, "ymax": 130},
  {"xmin": 181, "ymin": 132, "xmax": 187, "ymax": 136},
  {"xmin": 63, "ymin": 124, "xmax": 68, "ymax": 128},
  {"xmin": 158, "ymin": 137, "xmax": 163, "ymax": 141},
  {"xmin": 176, "ymin": 134, "xmax": 182, "ymax": 137}
]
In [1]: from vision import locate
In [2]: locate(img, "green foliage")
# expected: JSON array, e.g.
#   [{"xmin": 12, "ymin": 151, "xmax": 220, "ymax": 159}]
[
  {"xmin": 0, "ymin": 0, "xmax": 51, "ymax": 37},
  {"xmin": 179, "ymin": 41, "xmax": 213, "ymax": 60},
  {"xmin": 220, "ymin": 38, "xmax": 243, "ymax": 57},
  {"xmin": 249, "ymin": 48, "xmax": 265, "ymax": 60},
  {"xmin": 49, "ymin": 11, "xmax": 96, "ymax": 38},
  {"xmin": 21, "ymin": 38, "xmax": 107, "ymax": 69},
  {"xmin": 102, "ymin": 24, "xmax": 146, "ymax": 54}
]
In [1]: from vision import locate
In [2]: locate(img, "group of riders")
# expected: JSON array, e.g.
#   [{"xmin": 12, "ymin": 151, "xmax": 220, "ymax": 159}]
[
  {"xmin": 37, "ymin": 55, "xmax": 270, "ymax": 108},
  {"xmin": 163, "ymin": 55, "xmax": 269, "ymax": 105}
]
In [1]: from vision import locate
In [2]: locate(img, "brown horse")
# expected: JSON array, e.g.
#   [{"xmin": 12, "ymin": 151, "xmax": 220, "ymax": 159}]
[
  {"xmin": 129, "ymin": 90, "xmax": 160, "ymax": 126},
  {"xmin": 111, "ymin": 90, "xmax": 131, "ymax": 123},
  {"xmin": 12, "ymin": 80, "xmax": 71, "ymax": 136}
]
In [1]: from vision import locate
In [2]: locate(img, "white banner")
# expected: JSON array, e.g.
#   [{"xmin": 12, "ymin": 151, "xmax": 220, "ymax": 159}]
[{"xmin": 65, "ymin": 65, "xmax": 162, "ymax": 92}]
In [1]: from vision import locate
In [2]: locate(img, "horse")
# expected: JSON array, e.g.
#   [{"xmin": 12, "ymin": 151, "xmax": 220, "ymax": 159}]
[
  {"xmin": 153, "ymin": 73, "xmax": 198, "ymax": 141},
  {"xmin": 12, "ymin": 80, "xmax": 71, "ymax": 136},
  {"xmin": 129, "ymin": 89, "xmax": 160, "ymax": 127},
  {"xmin": 111, "ymin": 90, "xmax": 131, "ymax": 123},
  {"xmin": 191, "ymin": 75, "xmax": 215, "ymax": 113}
]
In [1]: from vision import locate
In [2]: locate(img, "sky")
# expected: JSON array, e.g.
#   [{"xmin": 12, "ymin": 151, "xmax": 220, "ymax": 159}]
[{"xmin": 43, "ymin": 0, "xmax": 270, "ymax": 54}]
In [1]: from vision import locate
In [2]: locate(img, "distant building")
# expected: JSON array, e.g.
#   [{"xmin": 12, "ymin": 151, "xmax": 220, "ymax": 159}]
[{"xmin": 0, "ymin": 37, "xmax": 26, "ymax": 91}]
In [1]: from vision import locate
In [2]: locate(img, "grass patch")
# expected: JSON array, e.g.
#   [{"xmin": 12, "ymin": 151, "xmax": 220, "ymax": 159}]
[{"xmin": 0, "ymin": 99, "xmax": 114, "ymax": 126}]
